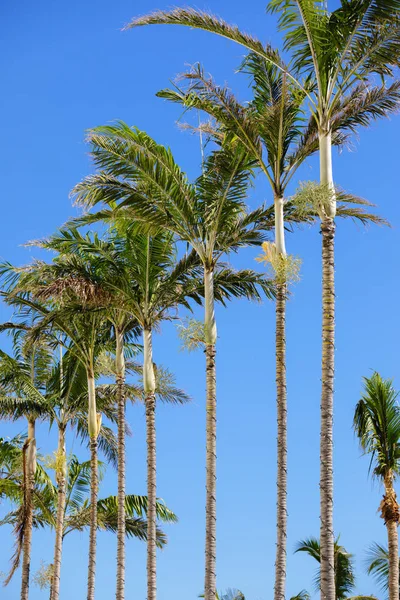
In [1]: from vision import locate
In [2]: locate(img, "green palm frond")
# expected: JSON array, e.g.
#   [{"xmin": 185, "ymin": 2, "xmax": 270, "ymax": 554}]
[
  {"xmin": 295, "ymin": 536, "xmax": 357, "ymax": 598},
  {"xmin": 126, "ymin": 7, "xmax": 287, "ymax": 78},
  {"xmin": 354, "ymin": 372, "xmax": 400, "ymax": 479},
  {"xmin": 365, "ymin": 542, "xmax": 392, "ymax": 593},
  {"xmin": 290, "ymin": 592, "xmax": 310, "ymax": 600}
]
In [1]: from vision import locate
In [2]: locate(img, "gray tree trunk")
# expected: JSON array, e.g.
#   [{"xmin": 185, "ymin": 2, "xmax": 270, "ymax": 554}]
[
  {"xmin": 204, "ymin": 267, "xmax": 217, "ymax": 600},
  {"xmin": 274, "ymin": 282, "xmax": 287, "ymax": 600},
  {"xmin": 116, "ymin": 330, "xmax": 126, "ymax": 600},
  {"xmin": 21, "ymin": 419, "xmax": 37, "ymax": 600},
  {"xmin": 145, "ymin": 392, "xmax": 157, "ymax": 600},
  {"xmin": 204, "ymin": 343, "xmax": 217, "ymax": 600},
  {"xmin": 50, "ymin": 426, "xmax": 67, "ymax": 600},
  {"xmin": 87, "ymin": 436, "xmax": 98, "ymax": 600},
  {"xmin": 319, "ymin": 219, "xmax": 336, "ymax": 600}
]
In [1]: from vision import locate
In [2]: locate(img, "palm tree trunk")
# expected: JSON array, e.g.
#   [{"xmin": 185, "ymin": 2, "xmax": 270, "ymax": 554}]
[
  {"xmin": 21, "ymin": 419, "xmax": 37, "ymax": 600},
  {"xmin": 274, "ymin": 195, "xmax": 287, "ymax": 600},
  {"xmin": 319, "ymin": 217, "xmax": 336, "ymax": 600},
  {"xmin": 387, "ymin": 520, "xmax": 399, "ymax": 600},
  {"xmin": 204, "ymin": 267, "xmax": 217, "ymax": 600},
  {"xmin": 50, "ymin": 425, "xmax": 67, "ymax": 600},
  {"xmin": 274, "ymin": 281, "xmax": 287, "ymax": 600},
  {"xmin": 382, "ymin": 477, "xmax": 399, "ymax": 600},
  {"xmin": 116, "ymin": 328, "xmax": 126, "ymax": 600},
  {"xmin": 87, "ymin": 371, "xmax": 99, "ymax": 600},
  {"xmin": 144, "ymin": 327, "xmax": 157, "ymax": 600}
]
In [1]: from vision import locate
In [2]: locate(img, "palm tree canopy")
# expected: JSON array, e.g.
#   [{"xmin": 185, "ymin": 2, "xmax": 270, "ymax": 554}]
[
  {"xmin": 354, "ymin": 372, "xmax": 400, "ymax": 480},
  {"xmin": 128, "ymin": 3, "xmax": 400, "ymax": 123},
  {"xmin": 71, "ymin": 122, "xmax": 278, "ymax": 275},
  {"xmin": 1, "ymin": 452, "xmax": 176, "ymax": 552}
]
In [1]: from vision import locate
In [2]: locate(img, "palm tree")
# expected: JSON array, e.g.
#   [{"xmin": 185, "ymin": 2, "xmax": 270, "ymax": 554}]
[
  {"xmin": 0, "ymin": 332, "xmax": 52, "ymax": 600},
  {"xmin": 16, "ymin": 223, "xmax": 204, "ymax": 600},
  {"xmin": 156, "ymin": 55, "xmax": 387, "ymax": 600},
  {"xmin": 72, "ymin": 127, "xmax": 275, "ymax": 600},
  {"xmin": 0, "ymin": 277, "xmax": 116, "ymax": 600},
  {"xmin": 0, "ymin": 452, "xmax": 177, "ymax": 596},
  {"xmin": 127, "ymin": 7, "xmax": 400, "ymax": 598},
  {"xmin": 158, "ymin": 60, "xmax": 308, "ymax": 600},
  {"xmin": 295, "ymin": 537, "xmax": 376, "ymax": 600},
  {"xmin": 365, "ymin": 542, "xmax": 400, "ymax": 598},
  {"xmin": 30, "ymin": 227, "xmax": 142, "ymax": 600},
  {"xmin": 0, "ymin": 334, "xmax": 119, "ymax": 600},
  {"xmin": 354, "ymin": 373, "xmax": 400, "ymax": 600}
]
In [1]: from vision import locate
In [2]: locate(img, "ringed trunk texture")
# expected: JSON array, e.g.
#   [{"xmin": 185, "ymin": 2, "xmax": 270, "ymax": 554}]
[
  {"xmin": 144, "ymin": 328, "xmax": 157, "ymax": 600},
  {"xmin": 319, "ymin": 218, "xmax": 336, "ymax": 600},
  {"xmin": 274, "ymin": 282, "xmax": 287, "ymax": 600},
  {"xmin": 116, "ymin": 329, "xmax": 126, "ymax": 600},
  {"xmin": 50, "ymin": 426, "xmax": 67, "ymax": 600},
  {"xmin": 87, "ymin": 436, "xmax": 98, "ymax": 600},
  {"xmin": 204, "ymin": 267, "xmax": 217, "ymax": 600},
  {"xmin": 381, "ymin": 478, "xmax": 400, "ymax": 600},
  {"xmin": 21, "ymin": 419, "xmax": 37, "ymax": 600},
  {"xmin": 387, "ymin": 520, "xmax": 399, "ymax": 600}
]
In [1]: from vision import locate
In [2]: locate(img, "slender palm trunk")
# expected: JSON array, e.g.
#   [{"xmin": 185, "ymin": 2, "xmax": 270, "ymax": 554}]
[
  {"xmin": 87, "ymin": 371, "xmax": 99, "ymax": 600},
  {"xmin": 382, "ymin": 477, "xmax": 400, "ymax": 600},
  {"xmin": 50, "ymin": 425, "xmax": 67, "ymax": 600},
  {"xmin": 21, "ymin": 419, "xmax": 37, "ymax": 600},
  {"xmin": 319, "ymin": 217, "xmax": 336, "ymax": 600},
  {"xmin": 116, "ymin": 329, "xmax": 126, "ymax": 600},
  {"xmin": 144, "ymin": 327, "xmax": 157, "ymax": 600},
  {"xmin": 204, "ymin": 267, "xmax": 217, "ymax": 600},
  {"xmin": 319, "ymin": 129, "xmax": 336, "ymax": 600},
  {"xmin": 274, "ymin": 197, "xmax": 288, "ymax": 600}
]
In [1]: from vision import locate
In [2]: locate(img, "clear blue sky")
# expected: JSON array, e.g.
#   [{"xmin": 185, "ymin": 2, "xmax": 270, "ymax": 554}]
[{"xmin": 1, "ymin": 1, "xmax": 399, "ymax": 599}]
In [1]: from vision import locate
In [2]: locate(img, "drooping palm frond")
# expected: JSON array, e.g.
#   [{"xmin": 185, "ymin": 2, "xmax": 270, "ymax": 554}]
[
  {"xmin": 365, "ymin": 542, "xmax": 393, "ymax": 594},
  {"xmin": 354, "ymin": 373, "xmax": 400, "ymax": 479},
  {"xmin": 125, "ymin": 7, "xmax": 287, "ymax": 78}
]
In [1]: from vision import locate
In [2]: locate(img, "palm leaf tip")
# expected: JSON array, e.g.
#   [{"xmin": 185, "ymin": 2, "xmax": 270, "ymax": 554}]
[{"xmin": 124, "ymin": 7, "xmax": 282, "ymax": 68}]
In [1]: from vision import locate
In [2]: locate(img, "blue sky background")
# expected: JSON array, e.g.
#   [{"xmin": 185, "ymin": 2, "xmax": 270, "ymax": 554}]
[{"xmin": 1, "ymin": 1, "xmax": 399, "ymax": 599}]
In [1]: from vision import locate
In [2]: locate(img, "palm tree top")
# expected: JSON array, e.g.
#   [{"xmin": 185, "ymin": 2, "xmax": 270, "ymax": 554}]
[
  {"xmin": 354, "ymin": 372, "xmax": 400, "ymax": 480},
  {"xmin": 127, "ymin": 3, "xmax": 400, "ymax": 121}
]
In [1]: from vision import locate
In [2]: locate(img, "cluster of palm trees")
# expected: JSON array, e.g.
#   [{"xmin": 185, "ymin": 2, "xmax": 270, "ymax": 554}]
[{"xmin": 1, "ymin": 0, "xmax": 400, "ymax": 599}]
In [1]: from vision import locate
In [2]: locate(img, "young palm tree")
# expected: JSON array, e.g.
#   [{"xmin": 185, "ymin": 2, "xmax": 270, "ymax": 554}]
[
  {"xmin": 295, "ymin": 537, "xmax": 376, "ymax": 600},
  {"xmin": 0, "ymin": 332, "xmax": 52, "ymax": 600},
  {"xmin": 127, "ymin": 7, "xmax": 400, "ymax": 598},
  {"xmin": 0, "ymin": 452, "xmax": 177, "ymax": 596},
  {"xmin": 72, "ymin": 127, "xmax": 275, "ymax": 600},
  {"xmin": 365, "ymin": 542, "xmax": 400, "ymax": 597},
  {"xmin": 0, "ymin": 335, "xmax": 119, "ymax": 600},
  {"xmin": 354, "ymin": 373, "xmax": 400, "ymax": 600},
  {"xmin": 0, "ymin": 276, "xmax": 115, "ymax": 600}
]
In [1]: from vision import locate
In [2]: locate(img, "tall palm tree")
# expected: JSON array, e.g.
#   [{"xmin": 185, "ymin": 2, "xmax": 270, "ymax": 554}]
[
  {"xmin": 354, "ymin": 373, "xmax": 400, "ymax": 600},
  {"xmin": 30, "ymin": 227, "xmax": 142, "ymax": 600},
  {"xmin": 72, "ymin": 127, "xmax": 275, "ymax": 600},
  {"xmin": 15, "ymin": 223, "xmax": 204, "ymax": 600},
  {"xmin": 127, "ymin": 7, "xmax": 400, "ymax": 598},
  {"xmin": 156, "ymin": 55, "xmax": 390, "ymax": 600}
]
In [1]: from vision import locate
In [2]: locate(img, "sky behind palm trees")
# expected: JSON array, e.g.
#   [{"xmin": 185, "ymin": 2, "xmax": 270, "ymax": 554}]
[{"xmin": 1, "ymin": 1, "xmax": 400, "ymax": 599}]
